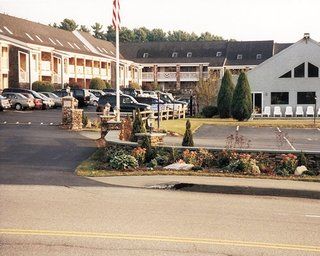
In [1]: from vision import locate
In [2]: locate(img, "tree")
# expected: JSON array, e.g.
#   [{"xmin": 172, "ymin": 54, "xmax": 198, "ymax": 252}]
[
  {"xmin": 49, "ymin": 22, "xmax": 58, "ymax": 28},
  {"xmin": 119, "ymin": 27, "xmax": 135, "ymax": 42},
  {"xmin": 231, "ymin": 72, "xmax": 253, "ymax": 121},
  {"xmin": 129, "ymin": 82, "xmax": 141, "ymax": 90},
  {"xmin": 91, "ymin": 23, "xmax": 104, "ymax": 39},
  {"xmin": 105, "ymin": 25, "xmax": 115, "ymax": 41},
  {"xmin": 182, "ymin": 120, "xmax": 194, "ymax": 147},
  {"xmin": 79, "ymin": 25, "xmax": 90, "ymax": 33},
  {"xmin": 89, "ymin": 78, "xmax": 106, "ymax": 90},
  {"xmin": 195, "ymin": 78, "xmax": 219, "ymax": 110},
  {"xmin": 148, "ymin": 28, "xmax": 167, "ymax": 42},
  {"xmin": 167, "ymin": 30, "xmax": 191, "ymax": 41},
  {"xmin": 133, "ymin": 27, "xmax": 149, "ymax": 42},
  {"xmin": 198, "ymin": 32, "xmax": 223, "ymax": 41},
  {"xmin": 130, "ymin": 109, "xmax": 146, "ymax": 142},
  {"xmin": 59, "ymin": 18, "xmax": 78, "ymax": 31},
  {"xmin": 217, "ymin": 70, "xmax": 235, "ymax": 118}
]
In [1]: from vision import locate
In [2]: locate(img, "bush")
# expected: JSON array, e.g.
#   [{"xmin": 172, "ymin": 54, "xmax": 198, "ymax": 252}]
[
  {"xmin": 90, "ymin": 78, "xmax": 106, "ymax": 90},
  {"xmin": 105, "ymin": 81, "xmax": 112, "ymax": 89},
  {"xmin": 182, "ymin": 120, "xmax": 194, "ymax": 147},
  {"xmin": 132, "ymin": 147, "xmax": 146, "ymax": 165},
  {"xmin": 275, "ymin": 154, "xmax": 298, "ymax": 176},
  {"xmin": 68, "ymin": 82, "xmax": 81, "ymax": 89},
  {"xmin": 32, "ymin": 81, "xmax": 54, "ymax": 92},
  {"xmin": 110, "ymin": 154, "xmax": 138, "ymax": 170},
  {"xmin": 142, "ymin": 83, "xmax": 153, "ymax": 91},
  {"xmin": 82, "ymin": 113, "xmax": 88, "ymax": 127},
  {"xmin": 129, "ymin": 82, "xmax": 141, "ymax": 90},
  {"xmin": 201, "ymin": 106, "xmax": 218, "ymax": 118},
  {"xmin": 231, "ymin": 72, "xmax": 252, "ymax": 121},
  {"xmin": 217, "ymin": 70, "xmax": 235, "ymax": 118},
  {"xmin": 130, "ymin": 109, "xmax": 146, "ymax": 142},
  {"xmin": 141, "ymin": 136, "xmax": 155, "ymax": 162}
]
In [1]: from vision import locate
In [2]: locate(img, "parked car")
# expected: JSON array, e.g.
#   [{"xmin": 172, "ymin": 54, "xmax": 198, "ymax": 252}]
[
  {"xmin": 156, "ymin": 92, "xmax": 185, "ymax": 110},
  {"xmin": 89, "ymin": 92, "xmax": 99, "ymax": 106},
  {"xmin": 38, "ymin": 93, "xmax": 55, "ymax": 109},
  {"xmin": 102, "ymin": 88, "xmax": 123, "ymax": 94},
  {"xmin": 41, "ymin": 92, "xmax": 62, "ymax": 108},
  {"xmin": 96, "ymin": 93, "xmax": 151, "ymax": 112},
  {"xmin": 89, "ymin": 89, "xmax": 105, "ymax": 98},
  {"xmin": 0, "ymin": 95, "xmax": 11, "ymax": 111},
  {"xmin": 135, "ymin": 96, "xmax": 166, "ymax": 111},
  {"xmin": 2, "ymin": 92, "xmax": 35, "ymax": 110},
  {"xmin": 53, "ymin": 88, "xmax": 90, "ymax": 107},
  {"xmin": 121, "ymin": 88, "xmax": 138, "ymax": 98},
  {"xmin": 20, "ymin": 93, "xmax": 43, "ymax": 110}
]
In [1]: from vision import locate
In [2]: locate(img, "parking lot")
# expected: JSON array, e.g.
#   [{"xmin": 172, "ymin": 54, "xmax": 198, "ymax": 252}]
[{"xmin": 1, "ymin": 109, "xmax": 320, "ymax": 152}]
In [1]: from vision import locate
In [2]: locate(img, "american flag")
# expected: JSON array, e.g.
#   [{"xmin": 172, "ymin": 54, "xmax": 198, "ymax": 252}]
[{"xmin": 112, "ymin": 0, "xmax": 121, "ymax": 30}]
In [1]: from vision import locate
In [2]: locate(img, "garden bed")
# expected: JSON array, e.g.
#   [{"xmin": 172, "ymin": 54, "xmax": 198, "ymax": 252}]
[{"xmin": 76, "ymin": 144, "xmax": 320, "ymax": 182}]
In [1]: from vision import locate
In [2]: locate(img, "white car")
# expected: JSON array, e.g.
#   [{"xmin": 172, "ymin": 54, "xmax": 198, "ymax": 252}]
[{"xmin": 89, "ymin": 92, "xmax": 99, "ymax": 106}]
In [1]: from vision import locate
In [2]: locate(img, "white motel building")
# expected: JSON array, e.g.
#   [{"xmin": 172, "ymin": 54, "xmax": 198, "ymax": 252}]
[{"xmin": 0, "ymin": 13, "xmax": 319, "ymax": 117}]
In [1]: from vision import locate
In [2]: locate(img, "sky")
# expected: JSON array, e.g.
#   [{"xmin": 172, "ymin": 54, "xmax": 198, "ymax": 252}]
[{"xmin": 0, "ymin": 0, "xmax": 318, "ymax": 42}]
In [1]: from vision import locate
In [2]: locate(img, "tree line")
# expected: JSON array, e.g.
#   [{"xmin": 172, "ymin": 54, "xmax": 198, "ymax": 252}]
[{"xmin": 50, "ymin": 18, "xmax": 230, "ymax": 43}]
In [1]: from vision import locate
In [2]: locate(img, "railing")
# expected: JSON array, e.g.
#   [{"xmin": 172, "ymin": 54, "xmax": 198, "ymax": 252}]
[
  {"xmin": 19, "ymin": 69, "xmax": 28, "ymax": 83},
  {"xmin": 101, "ymin": 69, "xmax": 107, "ymax": 76},
  {"xmin": 53, "ymin": 73, "xmax": 61, "ymax": 84},
  {"xmin": 180, "ymin": 72, "xmax": 199, "ymax": 81},
  {"xmin": 85, "ymin": 67, "xmax": 92, "ymax": 75},
  {"xmin": 157, "ymin": 72, "xmax": 176, "ymax": 81},
  {"xmin": 142, "ymin": 72, "xmax": 154, "ymax": 80},
  {"xmin": 93, "ymin": 67, "xmax": 100, "ymax": 75},
  {"xmin": 139, "ymin": 107, "xmax": 186, "ymax": 121},
  {"xmin": 76, "ymin": 66, "xmax": 84, "ymax": 74},
  {"xmin": 69, "ymin": 65, "xmax": 75, "ymax": 74},
  {"xmin": 41, "ymin": 61, "xmax": 51, "ymax": 71}
]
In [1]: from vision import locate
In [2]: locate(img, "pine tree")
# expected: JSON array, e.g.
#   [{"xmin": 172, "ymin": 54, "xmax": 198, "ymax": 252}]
[
  {"xmin": 130, "ymin": 109, "xmax": 146, "ymax": 142},
  {"xmin": 217, "ymin": 70, "xmax": 235, "ymax": 118},
  {"xmin": 231, "ymin": 72, "xmax": 253, "ymax": 121},
  {"xmin": 182, "ymin": 120, "xmax": 194, "ymax": 147}
]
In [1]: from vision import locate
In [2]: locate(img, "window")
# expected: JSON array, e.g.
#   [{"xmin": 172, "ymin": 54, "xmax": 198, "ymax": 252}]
[
  {"xmin": 294, "ymin": 63, "xmax": 305, "ymax": 77},
  {"xmin": 279, "ymin": 70, "xmax": 292, "ymax": 78},
  {"xmin": 308, "ymin": 63, "xmax": 319, "ymax": 77},
  {"xmin": 187, "ymin": 52, "xmax": 192, "ymax": 58},
  {"xmin": 271, "ymin": 92, "xmax": 289, "ymax": 105},
  {"xmin": 143, "ymin": 53, "xmax": 149, "ymax": 58},
  {"xmin": 172, "ymin": 52, "xmax": 178, "ymax": 58},
  {"xmin": 256, "ymin": 54, "xmax": 262, "ymax": 60},
  {"xmin": 237, "ymin": 54, "xmax": 243, "ymax": 60},
  {"xmin": 216, "ymin": 51, "xmax": 222, "ymax": 57},
  {"xmin": 297, "ymin": 92, "xmax": 316, "ymax": 104}
]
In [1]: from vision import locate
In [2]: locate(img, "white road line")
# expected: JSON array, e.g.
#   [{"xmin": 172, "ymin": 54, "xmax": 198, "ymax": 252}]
[
  {"xmin": 305, "ymin": 215, "xmax": 320, "ymax": 218},
  {"xmin": 236, "ymin": 125, "xmax": 239, "ymax": 132},
  {"xmin": 277, "ymin": 127, "xmax": 296, "ymax": 150}
]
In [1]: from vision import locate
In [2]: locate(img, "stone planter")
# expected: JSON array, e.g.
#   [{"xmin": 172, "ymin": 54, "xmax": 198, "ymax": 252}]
[{"xmin": 135, "ymin": 133, "xmax": 167, "ymax": 147}]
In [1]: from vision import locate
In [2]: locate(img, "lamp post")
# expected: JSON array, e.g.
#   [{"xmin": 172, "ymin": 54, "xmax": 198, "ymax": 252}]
[
  {"xmin": 314, "ymin": 94, "xmax": 317, "ymax": 126},
  {"xmin": 157, "ymin": 91, "xmax": 160, "ymax": 130}
]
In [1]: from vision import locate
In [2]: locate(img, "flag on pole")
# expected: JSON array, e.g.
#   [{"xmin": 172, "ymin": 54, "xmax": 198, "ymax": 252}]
[{"xmin": 112, "ymin": 0, "xmax": 121, "ymax": 29}]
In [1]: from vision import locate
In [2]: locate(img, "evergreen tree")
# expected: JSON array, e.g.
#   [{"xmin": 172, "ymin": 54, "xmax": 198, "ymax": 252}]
[
  {"xmin": 231, "ymin": 72, "xmax": 253, "ymax": 121},
  {"xmin": 79, "ymin": 25, "xmax": 90, "ymax": 33},
  {"xmin": 182, "ymin": 120, "xmax": 194, "ymax": 147},
  {"xmin": 217, "ymin": 70, "xmax": 235, "ymax": 118},
  {"xmin": 59, "ymin": 18, "xmax": 78, "ymax": 31},
  {"xmin": 130, "ymin": 109, "xmax": 146, "ymax": 142},
  {"xmin": 91, "ymin": 23, "xmax": 104, "ymax": 39}
]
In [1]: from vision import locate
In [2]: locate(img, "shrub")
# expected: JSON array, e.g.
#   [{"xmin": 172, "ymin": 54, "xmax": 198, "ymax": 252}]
[
  {"xmin": 275, "ymin": 154, "xmax": 298, "ymax": 176},
  {"xmin": 142, "ymin": 83, "xmax": 153, "ymax": 91},
  {"xmin": 68, "ymin": 82, "xmax": 81, "ymax": 89},
  {"xmin": 105, "ymin": 81, "xmax": 112, "ymax": 89},
  {"xmin": 297, "ymin": 152, "xmax": 308, "ymax": 166},
  {"xmin": 155, "ymin": 155, "xmax": 170, "ymax": 166},
  {"xmin": 130, "ymin": 109, "xmax": 146, "ymax": 142},
  {"xmin": 217, "ymin": 150, "xmax": 234, "ymax": 168},
  {"xmin": 197, "ymin": 148, "xmax": 215, "ymax": 168},
  {"xmin": 225, "ymin": 153, "xmax": 260, "ymax": 174},
  {"xmin": 32, "ymin": 81, "xmax": 54, "ymax": 92},
  {"xmin": 217, "ymin": 70, "xmax": 235, "ymax": 118},
  {"xmin": 129, "ymin": 82, "xmax": 141, "ymax": 90},
  {"xmin": 132, "ymin": 147, "xmax": 146, "ymax": 165},
  {"xmin": 182, "ymin": 120, "xmax": 194, "ymax": 147},
  {"xmin": 82, "ymin": 113, "xmax": 88, "ymax": 127},
  {"xmin": 109, "ymin": 154, "xmax": 138, "ymax": 170},
  {"xmin": 90, "ymin": 78, "xmax": 106, "ymax": 90},
  {"xmin": 147, "ymin": 159, "xmax": 158, "ymax": 168},
  {"xmin": 231, "ymin": 72, "xmax": 253, "ymax": 121},
  {"xmin": 141, "ymin": 136, "xmax": 155, "ymax": 162},
  {"xmin": 182, "ymin": 149, "xmax": 198, "ymax": 165},
  {"xmin": 201, "ymin": 106, "xmax": 218, "ymax": 118}
]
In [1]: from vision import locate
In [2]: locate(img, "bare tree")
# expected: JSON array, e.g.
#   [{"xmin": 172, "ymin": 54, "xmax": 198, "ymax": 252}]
[{"xmin": 195, "ymin": 77, "xmax": 219, "ymax": 111}]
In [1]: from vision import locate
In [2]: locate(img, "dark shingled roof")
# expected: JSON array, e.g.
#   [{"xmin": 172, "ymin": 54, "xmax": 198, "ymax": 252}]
[
  {"xmin": 224, "ymin": 40, "xmax": 274, "ymax": 66},
  {"xmin": 120, "ymin": 41, "xmax": 228, "ymax": 67},
  {"xmin": 274, "ymin": 43, "xmax": 293, "ymax": 54},
  {"xmin": 0, "ymin": 13, "xmax": 102, "ymax": 57}
]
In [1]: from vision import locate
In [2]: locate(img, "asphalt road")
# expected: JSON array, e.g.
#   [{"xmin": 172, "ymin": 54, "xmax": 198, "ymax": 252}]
[{"xmin": 1, "ymin": 109, "xmax": 320, "ymax": 255}]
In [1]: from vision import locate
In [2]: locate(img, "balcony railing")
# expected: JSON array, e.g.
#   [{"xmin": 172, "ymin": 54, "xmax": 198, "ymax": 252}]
[
  {"xmin": 180, "ymin": 72, "xmax": 199, "ymax": 81},
  {"xmin": 85, "ymin": 67, "xmax": 92, "ymax": 75},
  {"xmin": 41, "ymin": 61, "xmax": 51, "ymax": 71},
  {"xmin": 76, "ymin": 66, "xmax": 84, "ymax": 74},
  {"xmin": 157, "ymin": 72, "xmax": 176, "ymax": 81},
  {"xmin": 69, "ymin": 65, "xmax": 75, "ymax": 74},
  {"xmin": 93, "ymin": 67, "xmax": 100, "ymax": 75},
  {"xmin": 101, "ymin": 69, "xmax": 107, "ymax": 76},
  {"xmin": 142, "ymin": 72, "xmax": 154, "ymax": 80}
]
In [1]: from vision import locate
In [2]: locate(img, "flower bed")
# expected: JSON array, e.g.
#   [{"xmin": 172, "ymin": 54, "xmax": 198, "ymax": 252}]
[{"xmin": 76, "ymin": 143, "xmax": 320, "ymax": 180}]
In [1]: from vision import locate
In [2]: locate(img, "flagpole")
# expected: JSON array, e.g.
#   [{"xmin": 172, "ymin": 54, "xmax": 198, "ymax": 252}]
[{"xmin": 115, "ymin": 19, "xmax": 120, "ymax": 122}]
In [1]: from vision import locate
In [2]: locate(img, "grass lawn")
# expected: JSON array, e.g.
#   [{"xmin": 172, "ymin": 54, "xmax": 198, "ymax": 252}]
[{"xmin": 160, "ymin": 118, "xmax": 320, "ymax": 135}]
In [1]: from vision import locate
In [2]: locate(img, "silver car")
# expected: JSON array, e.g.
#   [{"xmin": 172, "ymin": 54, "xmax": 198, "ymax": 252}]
[
  {"xmin": 41, "ymin": 92, "xmax": 62, "ymax": 108},
  {"xmin": 0, "ymin": 95, "xmax": 11, "ymax": 111},
  {"xmin": 2, "ymin": 92, "xmax": 35, "ymax": 110},
  {"xmin": 38, "ymin": 92, "xmax": 57, "ymax": 109}
]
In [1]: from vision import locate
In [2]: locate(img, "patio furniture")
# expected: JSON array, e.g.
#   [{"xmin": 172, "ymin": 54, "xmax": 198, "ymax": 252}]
[
  {"xmin": 296, "ymin": 106, "xmax": 304, "ymax": 117},
  {"xmin": 285, "ymin": 106, "xmax": 293, "ymax": 117},
  {"xmin": 273, "ymin": 106, "xmax": 282, "ymax": 117},
  {"xmin": 262, "ymin": 106, "xmax": 271, "ymax": 117},
  {"xmin": 306, "ymin": 106, "xmax": 315, "ymax": 117}
]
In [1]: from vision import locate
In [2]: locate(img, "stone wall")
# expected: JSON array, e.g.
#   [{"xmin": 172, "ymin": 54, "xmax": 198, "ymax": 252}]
[{"xmin": 62, "ymin": 108, "xmax": 83, "ymax": 131}]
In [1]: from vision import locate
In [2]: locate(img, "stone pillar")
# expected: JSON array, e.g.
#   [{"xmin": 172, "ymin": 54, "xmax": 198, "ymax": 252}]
[
  {"xmin": 199, "ymin": 64, "xmax": 203, "ymax": 81},
  {"xmin": 154, "ymin": 65, "xmax": 158, "ymax": 85},
  {"xmin": 62, "ymin": 96, "xmax": 83, "ymax": 131},
  {"xmin": 176, "ymin": 65, "xmax": 181, "ymax": 90}
]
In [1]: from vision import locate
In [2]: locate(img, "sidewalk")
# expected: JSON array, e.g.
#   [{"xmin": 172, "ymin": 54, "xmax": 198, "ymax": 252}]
[{"xmin": 89, "ymin": 175, "xmax": 320, "ymax": 200}]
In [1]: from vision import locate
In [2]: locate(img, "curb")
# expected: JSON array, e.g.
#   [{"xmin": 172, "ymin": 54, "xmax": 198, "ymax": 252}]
[{"xmin": 147, "ymin": 182, "xmax": 320, "ymax": 200}]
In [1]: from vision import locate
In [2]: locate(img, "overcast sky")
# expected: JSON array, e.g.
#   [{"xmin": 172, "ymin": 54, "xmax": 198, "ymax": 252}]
[{"xmin": 0, "ymin": 0, "xmax": 318, "ymax": 42}]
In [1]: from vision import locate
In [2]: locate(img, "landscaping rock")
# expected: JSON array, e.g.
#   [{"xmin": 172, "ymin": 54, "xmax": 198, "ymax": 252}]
[
  {"xmin": 295, "ymin": 165, "xmax": 308, "ymax": 176},
  {"xmin": 164, "ymin": 162, "xmax": 194, "ymax": 170}
]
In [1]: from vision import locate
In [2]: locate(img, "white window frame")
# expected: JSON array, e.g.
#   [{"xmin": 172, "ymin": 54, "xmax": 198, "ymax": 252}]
[
  {"xmin": 143, "ymin": 53, "xmax": 149, "ymax": 58},
  {"xmin": 256, "ymin": 54, "xmax": 262, "ymax": 60},
  {"xmin": 237, "ymin": 54, "xmax": 243, "ymax": 60},
  {"xmin": 172, "ymin": 52, "xmax": 178, "ymax": 58},
  {"xmin": 187, "ymin": 52, "xmax": 192, "ymax": 58},
  {"xmin": 216, "ymin": 51, "xmax": 222, "ymax": 57}
]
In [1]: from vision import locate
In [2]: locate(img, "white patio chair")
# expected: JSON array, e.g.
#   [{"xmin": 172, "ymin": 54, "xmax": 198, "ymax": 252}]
[
  {"xmin": 262, "ymin": 106, "xmax": 271, "ymax": 117},
  {"xmin": 306, "ymin": 106, "xmax": 314, "ymax": 117},
  {"xmin": 296, "ymin": 106, "xmax": 304, "ymax": 117},
  {"xmin": 273, "ymin": 106, "xmax": 282, "ymax": 117},
  {"xmin": 317, "ymin": 108, "xmax": 320, "ymax": 117},
  {"xmin": 285, "ymin": 106, "xmax": 293, "ymax": 117}
]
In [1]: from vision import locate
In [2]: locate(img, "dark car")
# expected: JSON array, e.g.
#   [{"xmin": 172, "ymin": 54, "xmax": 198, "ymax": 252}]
[
  {"xmin": 121, "ymin": 88, "xmax": 138, "ymax": 98},
  {"xmin": 96, "ymin": 93, "xmax": 150, "ymax": 112},
  {"xmin": 53, "ymin": 88, "xmax": 90, "ymax": 107},
  {"xmin": 135, "ymin": 96, "xmax": 166, "ymax": 111}
]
